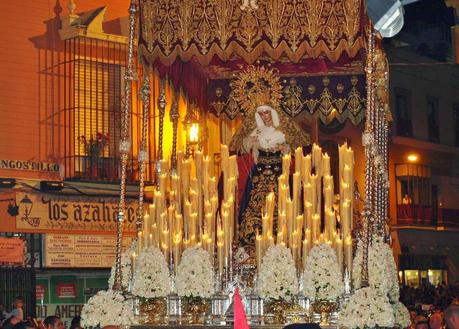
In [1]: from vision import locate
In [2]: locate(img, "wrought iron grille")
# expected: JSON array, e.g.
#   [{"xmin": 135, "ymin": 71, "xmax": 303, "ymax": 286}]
[{"xmin": 62, "ymin": 36, "xmax": 152, "ymax": 182}]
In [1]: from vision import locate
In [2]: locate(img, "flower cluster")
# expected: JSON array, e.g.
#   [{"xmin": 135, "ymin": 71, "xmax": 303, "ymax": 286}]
[
  {"xmin": 338, "ymin": 287, "xmax": 395, "ymax": 329},
  {"xmin": 80, "ymin": 289, "xmax": 136, "ymax": 328},
  {"xmin": 132, "ymin": 246, "xmax": 171, "ymax": 299},
  {"xmin": 393, "ymin": 301, "xmax": 411, "ymax": 328},
  {"xmin": 257, "ymin": 244, "xmax": 298, "ymax": 301},
  {"xmin": 353, "ymin": 238, "xmax": 399, "ymax": 300},
  {"xmin": 303, "ymin": 243, "xmax": 344, "ymax": 301},
  {"xmin": 175, "ymin": 246, "xmax": 215, "ymax": 298},
  {"xmin": 108, "ymin": 240, "xmax": 137, "ymax": 290},
  {"xmin": 79, "ymin": 132, "xmax": 109, "ymax": 158}
]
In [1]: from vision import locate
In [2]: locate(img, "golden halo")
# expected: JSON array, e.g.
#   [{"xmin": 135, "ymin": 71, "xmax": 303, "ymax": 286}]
[{"xmin": 232, "ymin": 66, "xmax": 282, "ymax": 113}]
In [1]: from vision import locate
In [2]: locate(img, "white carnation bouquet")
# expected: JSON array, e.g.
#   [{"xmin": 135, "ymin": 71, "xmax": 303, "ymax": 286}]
[
  {"xmin": 175, "ymin": 246, "xmax": 215, "ymax": 298},
  {"xmin": 257, "ymin": 244, "xmax": 299, "ymax": 301},
  {"xmin": 353, "ymin": 237, "xmax": 400, "ymax": 301},
  {"xmin": 338, "ymin": 287, "xmax": 395, "ymax": 329},
  {"xmin": 81, "ymin": 289, "xmax": 136, "ymax": 328},
  {"xmin": 108, "ymin": 240, "xmax": 137, "ymax": 290},
  {"xmin": 303, "ymin": 243, "xmax": 344, "ymax": 301},
  {"xmin": 132, "ymin": 246, "xmax": 171, "ymax": 299},
  {"xmin": 393, "ymin": 301, "xmax": 411, "ymax": 328}
]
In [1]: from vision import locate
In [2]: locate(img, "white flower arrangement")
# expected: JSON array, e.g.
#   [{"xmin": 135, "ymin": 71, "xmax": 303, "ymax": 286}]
[
  {"xmin": 132, "ymin": 246, "xmax": 171, "ymax": 299},
  {"xmin": 393, "ymin": 301, "xmax": 411, "ymax": 328},
  {"xmin": 303, "ymin": 243, "xmax": 344, "ymax": 301},
  {"xmin": 257, "ymin": 244, "xmax": 299, "ymax": 301},
  {"xmin": 81, "ymin": 289, "xmax": 136, "ymax": 328},
  {"xmin": 175, "ymin": 246, "xmax": 215, "ymax": 298},
  {"xmin": 338, "ymin": 287, "xmax": 395, "ymax": 329},
  {"xmin": 353, "ymin": 237, "xmax": 400, "ymax": 300},
  {"xmin": 108, "ymin": 240, "xmax": 137, "ymax": 290}
]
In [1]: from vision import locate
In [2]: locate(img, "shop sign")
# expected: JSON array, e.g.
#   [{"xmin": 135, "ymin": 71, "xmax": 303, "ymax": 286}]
[
  {"xmin": 36, "ymin": 285, "xmax": 46, "ymax": 300},
  {"xmin": 0, "ymin": 236, "xmax": 25, "ymax": 265},
  {"xmin": 36, "ymin": 274, "xmax": 108, "ymax": 327},
  {"xmin": 56, "ymin": 283, "xmax": 77, "ymax": 298},
  {"xmin": 15, "ymin": 192, "xmax": 137, "ymax": 233},
  {"xmin": 44, "ymin": 234, "xmax": 133, "ymax": 268},
  {"xmin": 0, "ymin": 159, "xmax": 60, "ymax": 172}
]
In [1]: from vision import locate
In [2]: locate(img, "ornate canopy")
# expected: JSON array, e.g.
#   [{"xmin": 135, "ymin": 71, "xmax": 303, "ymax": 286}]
[{"xmin": 138, "ymin": 0, "xmax": 368, "ymax": 123}]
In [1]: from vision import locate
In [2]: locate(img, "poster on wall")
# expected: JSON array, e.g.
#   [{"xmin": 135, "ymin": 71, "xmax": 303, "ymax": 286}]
[
  {"xmin": 44, "ymin": 234, "xmax": 134, "ymax": 268},
  {"xmin": 36, "ymin": 274, "xmax": 109, "ymax": 328},
  {"xmin": 15, "ymin": 192, "xmax": 138, "ymax": 234},
  {"xmin": 0, "ymin": 236, "xmax": 25, "ymax": 265}
]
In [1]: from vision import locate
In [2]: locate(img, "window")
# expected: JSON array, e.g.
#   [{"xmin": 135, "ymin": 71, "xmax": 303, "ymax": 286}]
[
  {"xmin": 454, "ymin": 103, "xmax": 459, "ymax": 147},
  {"xmin": 395, "ymin": 164, "xmax": 433, "ymax": 225},
  {"xmin": 395, "ymin": 88, "xmax": 412, "ymax": 137},
  {"xmin": 426, "ymin": 97, "xmax": 439, "ymax": 143},
  {"xmin": 63, "ymin": 37, "xmax": 128, "ymax": 181}
]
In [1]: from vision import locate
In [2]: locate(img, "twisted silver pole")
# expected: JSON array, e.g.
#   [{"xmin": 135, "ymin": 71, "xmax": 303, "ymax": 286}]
[
  {"xmin": 113, "ymin": 0, "xmax": 137, "ymax": 291},
  {"xmin": 361, "ymin": 26, "xmax": 376, "ymax": 288},
  {"xmin": 137, "ymin": 67, "xmax": 151, "ymax": 232}
]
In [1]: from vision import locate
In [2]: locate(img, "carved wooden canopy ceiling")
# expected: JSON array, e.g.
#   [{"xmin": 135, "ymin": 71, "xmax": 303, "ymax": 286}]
[{"xmin": 138, "ymin": 0, "xmax": 368, "ymax": 123}]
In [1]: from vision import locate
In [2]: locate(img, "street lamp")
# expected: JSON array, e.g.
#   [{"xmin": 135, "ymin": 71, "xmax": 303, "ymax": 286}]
[{"xmin": 19, "ymin": 195, "xmax": 33, "ymax": 219}]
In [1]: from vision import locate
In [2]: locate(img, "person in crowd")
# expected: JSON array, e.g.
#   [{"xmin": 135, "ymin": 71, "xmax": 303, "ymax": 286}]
[
  {"xmin": 8, "ymin": 297, "xmax": 24, "ymax": 321},
  {"xmin": 2, "ymin": 317, "xmax": 21, "ymax": 329},
  {"xmin": 0, "ymin": 303, "xmax": 7, "ymax": 322},
  {"xmin": 429, "ymin": 311, "xmax": 444, "ymax": 329},
  {"xmin": 12, "ymin": 320, "xmax": 37, "ymax": 329},
  {"xmin": 69, "ymin": 316, "xmax": 81, "ymax": 329},
  {"xmin": 445, "ymin": 303, "xmax": 459, "ymax": 329},
  {"xmin": 42, "ymin": 317, "xmax": 63, "ymax": 329},
  {"xmin": 414, "ymin": 316, "xmax": 429, "ymax": 329}
]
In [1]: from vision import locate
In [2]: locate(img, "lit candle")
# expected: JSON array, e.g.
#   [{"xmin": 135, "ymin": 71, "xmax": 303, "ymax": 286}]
[
  {"xmin": 131, "ymin": 251, "xmax": 137, "ymax": 277},
  {"xmin": 345, "ymin": 235, "xmax": 353, "ymax": 276},
  {"xmin": 312, "ymin": 144, "xmax": 322, "ymax": 176},
  {"xmin": 137, "ymin": 231, "xmax": 143, "ymax": 255},
  {"xmin": 336, "ymin": 237, "xmax": 343, "ymax": 274},
  {"xmin": 295, "ymin": 147, "xmax": 303, "ymax": 173},
  {"xmin": 217, "ymin": 242, "xmax": 225, "ymax": 275},
  {"xmin": 341, "ymin": 200, "xmax": 351, "ymax": 240},
  {"xmin": 292, "ymin": 172, "xmax": 301, "ymax": 219},
  {"xmin": 255, "ymin": 231, "xmax": 262, "ymax": 272},
  {"xmin": 302, "ymin": 154, "xmax": 311, "ymax": 185},
  {"xmin": 173, "ymin": 234, "xmax": 181, "ymax": 274},
  {"xmin": 311, "ymin": 214, "xmax": 320, "ymax": 243},
  {"xmin": 322, "ymin": 153, "xmax": 331, "ymax": 176},
  {"xmin": 282, "ymin": 153, "xmax": 291, "ymax": 176}
]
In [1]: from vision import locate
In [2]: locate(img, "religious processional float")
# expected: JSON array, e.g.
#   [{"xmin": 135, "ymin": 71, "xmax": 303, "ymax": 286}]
[{"xmin": 79, "ymin": 0, "xmax": 411, "ymax": 328}]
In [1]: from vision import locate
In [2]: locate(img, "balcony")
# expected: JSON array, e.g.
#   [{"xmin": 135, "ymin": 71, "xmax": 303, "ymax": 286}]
[{"xmin": 397, "ymin": 203, "xmax": 459, "ymax": 229}]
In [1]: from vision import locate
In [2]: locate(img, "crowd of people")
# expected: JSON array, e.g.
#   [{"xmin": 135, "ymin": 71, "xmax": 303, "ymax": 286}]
[
  {"xmin": 400, "ymin": 282, "xmax": 459, "ymax": 329},
  {"xmin": 0, "ymin": 297, "xmax": 80, "ymax": 329}
]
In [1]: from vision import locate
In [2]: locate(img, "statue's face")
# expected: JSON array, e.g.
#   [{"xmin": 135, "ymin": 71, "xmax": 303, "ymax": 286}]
[{"xmin": 259, "ymin": 109, "xmax": 273, "ymax": 126}]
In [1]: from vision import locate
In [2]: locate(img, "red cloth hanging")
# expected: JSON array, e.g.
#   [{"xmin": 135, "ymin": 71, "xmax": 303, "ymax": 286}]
[{"xmin": 233, "ymin": 288, "xmax": 249, "ymax": 329}]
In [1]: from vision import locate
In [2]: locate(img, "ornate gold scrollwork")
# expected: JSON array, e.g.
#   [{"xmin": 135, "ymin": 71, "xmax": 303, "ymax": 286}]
[
  {"xmin": 213, "ymin": 73, "xmax": 365, "ymax": 124},
  {"xmin": 138, "ymin": 0, "xmax": 364, "ymax": 65}
]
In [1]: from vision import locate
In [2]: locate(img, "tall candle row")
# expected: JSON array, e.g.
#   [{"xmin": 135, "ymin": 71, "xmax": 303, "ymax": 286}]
[{"xmin": 255, "ymin": 143, "xmax": 354, "ymax": 276}]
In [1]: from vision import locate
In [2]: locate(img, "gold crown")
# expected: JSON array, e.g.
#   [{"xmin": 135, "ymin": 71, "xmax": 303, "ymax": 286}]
[{"xmin": 232, "ymin": 66, "xmax": 282, "ymax": 113}]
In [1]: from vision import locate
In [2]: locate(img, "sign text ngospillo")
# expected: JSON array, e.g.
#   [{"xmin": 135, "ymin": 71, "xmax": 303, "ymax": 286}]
[{"xmin": 1, "ymin": 159, "xmax": 60, "ymax": 172}]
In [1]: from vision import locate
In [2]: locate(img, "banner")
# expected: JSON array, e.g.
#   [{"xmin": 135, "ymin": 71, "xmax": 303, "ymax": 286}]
[
  {"xmin": 15, "ymin": 192, "xmax": 138, "ymax": 234},
  {"xmin": 0, "ymin": 237, "xmax": 25, "ymax": 265},
  {"xmin": 44, "ymin": 234, "xmax": 133, "ymax": 268},
  {"xmin": 36, "ymin": 274, "xmax": 109, "ymax": 328}
]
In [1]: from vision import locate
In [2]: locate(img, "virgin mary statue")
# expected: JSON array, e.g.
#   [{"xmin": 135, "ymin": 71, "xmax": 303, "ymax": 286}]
[{"xmin": 229, "ymin": 67, "xmax": 309, "ymax": 252}]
